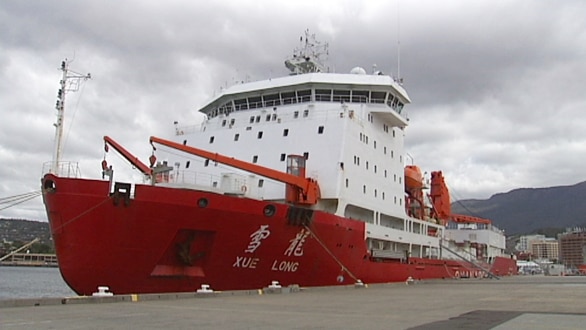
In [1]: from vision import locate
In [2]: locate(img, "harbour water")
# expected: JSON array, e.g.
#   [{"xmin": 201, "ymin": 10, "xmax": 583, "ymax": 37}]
[{"xmin": 0, "ymin": 266, "xmax": 76, "ymax": 299}]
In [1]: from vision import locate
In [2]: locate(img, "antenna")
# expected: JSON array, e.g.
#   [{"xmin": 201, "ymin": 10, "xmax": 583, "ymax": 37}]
[
  {"xmin": 396, "ymin": 0, "xmax": 402, "ymax": 84},
  {"xmin": 51, "ymin": 59, "xmax": 91, "ymax": 174}
]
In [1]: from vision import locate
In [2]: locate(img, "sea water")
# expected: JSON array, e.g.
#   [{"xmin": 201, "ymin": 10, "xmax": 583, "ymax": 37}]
[{"xmin": 0, "ymin": 266, "xmax": 76, "ymax": 299}]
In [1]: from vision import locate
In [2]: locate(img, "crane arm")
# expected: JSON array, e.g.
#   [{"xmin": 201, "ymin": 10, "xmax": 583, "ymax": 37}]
[
  {"xmin": 103, "ymin": 136, "xmax": 153, "ymax": 176},
  {"xmin": 451, "ymin": 214, "xmax": 492, "ymax": 225},
  {"xmin": 149, "ymin": 136, "xmax": 321, "ymax": 204}
]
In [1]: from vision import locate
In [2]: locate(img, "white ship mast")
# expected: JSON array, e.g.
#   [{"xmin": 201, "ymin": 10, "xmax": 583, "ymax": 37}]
[
  {"xmin": 284, "ymin": 29, "xmax": 329, "ymax": 75},
  {"xmin": 51, "ymin": 59, "xmax": 91, "ymax": 174}
]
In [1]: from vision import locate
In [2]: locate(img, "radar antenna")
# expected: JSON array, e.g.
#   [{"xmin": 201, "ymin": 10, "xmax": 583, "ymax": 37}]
[{"xmin": 284, "ymin": 29, "xmax": 329, "ymax": 75}]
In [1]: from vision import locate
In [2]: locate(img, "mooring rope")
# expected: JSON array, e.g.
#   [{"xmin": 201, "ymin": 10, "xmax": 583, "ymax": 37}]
[
  {"xmin": 53, "ymin": 195, "xmax": 113, "ymax": 231},
  {"xmin": 303, "ymin": 224, "xmax": 361, "ymax": 283},
  {"xmin": 0, "ymin": 191, "xmax": 43, "ymax": 211}
]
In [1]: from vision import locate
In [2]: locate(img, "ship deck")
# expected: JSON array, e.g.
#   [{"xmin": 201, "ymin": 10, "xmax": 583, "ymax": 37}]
[{"xmin": 2, "ymin": 275, "xmax": 585, "ymax": 329}]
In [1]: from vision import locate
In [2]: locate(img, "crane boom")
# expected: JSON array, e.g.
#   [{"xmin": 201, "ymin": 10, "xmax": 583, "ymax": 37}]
[
  {"xmin": 103, "ymin": 136, "xmax": 153, "ymax": 176},
  {"xmin": 149, "ymin": 136, "xmax": 321, "ymax": 205}
]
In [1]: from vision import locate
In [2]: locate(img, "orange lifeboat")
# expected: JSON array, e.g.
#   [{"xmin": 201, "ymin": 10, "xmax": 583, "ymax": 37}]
[{"xmin": 404, "ymin": 165, "xmax": 423, "ymax": 191}]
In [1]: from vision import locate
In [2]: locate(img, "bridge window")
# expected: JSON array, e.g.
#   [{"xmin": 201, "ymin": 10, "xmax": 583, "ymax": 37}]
[
  {"xmin": 387, "ymin": 94, "xmax": 395, "ymax": 107},
  {"xmin": 282, "ymin": 91, "xmax": 296, "ymax": 104},
  {"xmin": 352, "ymin": 90, "xmax": 369, "ymax": 103},
  {"xmin": 263, "ymin": 93, "xmax": 281, "ymax": 107},
  {"xmin": 371, "ymin": 91, "xmax": 386, "ymax": 104},
  {"xmin": 297, "ymin": 89, "xmax": 311, "ymax": 102},
  {"xmin": 315, "ymin": 89, "xmax": 331, "ymax": 101},
  {"xmin": 234, "ymin": 98, "xmax": 248, "ymax": 111},
  {"xmin": 248, "ymin": 96, "xmax": 262, "ymax": 109},
  {"xmin": 333, "ymin": 90, "xmax": 350, "ymax": 103}
]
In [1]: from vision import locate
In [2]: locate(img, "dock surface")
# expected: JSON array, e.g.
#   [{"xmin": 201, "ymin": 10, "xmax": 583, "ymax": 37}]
[{"xmin": 2, "ymin": 276, "xmax": 585, "ymax": 329}]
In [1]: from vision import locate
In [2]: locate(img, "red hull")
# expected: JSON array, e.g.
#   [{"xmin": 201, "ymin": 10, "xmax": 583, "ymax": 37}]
[{"xmin": 42, "ymin": 174, "xmax": 516, "ymax": 295}]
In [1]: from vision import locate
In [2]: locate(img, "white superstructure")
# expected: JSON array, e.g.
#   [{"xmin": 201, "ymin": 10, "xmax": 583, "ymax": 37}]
[{"xmin": 160, "ymin": 32, "xmax": 503, "ymax": 261}]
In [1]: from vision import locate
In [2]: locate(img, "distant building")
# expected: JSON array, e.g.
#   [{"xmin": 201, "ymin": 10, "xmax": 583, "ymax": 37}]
[
  {"xmin": 531, "ymin": 239, "xmax": 559, "ymax": 262},
  {"xmin": 517, "ymin": 234, "xmax": 545, "ymax": 252},
  {"xmin": 559, "ymin": 229, "xmax": 586, "ymax": 268}
]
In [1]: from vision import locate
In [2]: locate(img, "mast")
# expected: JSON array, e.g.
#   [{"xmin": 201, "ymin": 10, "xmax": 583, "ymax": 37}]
[
  {"xmin": 284, "ymin": 29, "xmax": 329, "ymax": 75},
  {"xmin": 51, "ymin": 59, "xmax": 91, "ymax": 174}
]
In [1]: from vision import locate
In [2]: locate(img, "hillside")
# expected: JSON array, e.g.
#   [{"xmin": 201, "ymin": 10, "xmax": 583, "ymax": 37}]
[
  {"xmin": 451, "ymin": 181, "xmax": 586, "ymax": 234},
  {"xmin": 0, "ymin": 219, "xmax": 54, "ymax": 255}
]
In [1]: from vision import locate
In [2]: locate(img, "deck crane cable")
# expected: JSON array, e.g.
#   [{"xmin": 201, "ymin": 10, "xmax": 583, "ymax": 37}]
[{"xmin": 446, "ymin": 183, "xmax": 486, "ymax": 219}]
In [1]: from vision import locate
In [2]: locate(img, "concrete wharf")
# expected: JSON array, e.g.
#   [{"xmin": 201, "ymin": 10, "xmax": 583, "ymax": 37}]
[{"xmin": 1, "ymin": 275, "xmax": 585, "ymax": 329}]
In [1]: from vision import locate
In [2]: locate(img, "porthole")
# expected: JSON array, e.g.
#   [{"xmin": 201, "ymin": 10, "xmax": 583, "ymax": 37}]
[
  {"xmin": 197, "ymin": 198, "xmax": 208, "ymax": 208},
  {"xmin": 263, "ymin": 204, "xmax": 276, "ymax": 217},
  {"xmin": 43, "ymin": 179, "xmax": 56, "ymax": 192}
]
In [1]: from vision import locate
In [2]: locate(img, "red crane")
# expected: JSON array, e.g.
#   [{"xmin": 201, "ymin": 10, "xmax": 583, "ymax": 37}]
[{"xmin": 149, "ymin": 136, "xmax": 321, "ymax": 206}]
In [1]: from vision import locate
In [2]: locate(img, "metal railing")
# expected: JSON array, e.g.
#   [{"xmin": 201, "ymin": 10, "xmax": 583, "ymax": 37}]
[{"xmin": 42, "ymin": 161, "xmax": 81, "ymax": 178}]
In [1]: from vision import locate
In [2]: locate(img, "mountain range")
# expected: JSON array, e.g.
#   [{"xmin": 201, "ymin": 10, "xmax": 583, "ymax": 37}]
[{"xmin": 451, "ymin": 181, "xmax": 586, "ymax": 235}]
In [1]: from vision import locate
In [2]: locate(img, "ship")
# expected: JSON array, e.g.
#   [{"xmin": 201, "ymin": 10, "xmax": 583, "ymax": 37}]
[{"xmin": 42, "ymin": 31, "xmax": 516, "ymax": 296}]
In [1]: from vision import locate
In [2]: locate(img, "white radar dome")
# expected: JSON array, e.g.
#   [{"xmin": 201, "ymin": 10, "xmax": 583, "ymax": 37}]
[{"xmin": 350, "ymin": 67, "xmax": 367, "ymax": 75}]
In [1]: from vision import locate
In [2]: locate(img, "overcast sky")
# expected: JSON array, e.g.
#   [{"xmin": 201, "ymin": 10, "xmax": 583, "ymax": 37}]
[{"xmin": 1, "ymin": 0, "xmax": 585, "ymax": 221}]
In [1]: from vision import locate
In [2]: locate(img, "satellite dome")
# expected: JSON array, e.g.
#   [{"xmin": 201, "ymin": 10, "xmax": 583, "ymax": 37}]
[{"xmin": 350, "ymin": 67, "xmax": 366, "ymax": 75}]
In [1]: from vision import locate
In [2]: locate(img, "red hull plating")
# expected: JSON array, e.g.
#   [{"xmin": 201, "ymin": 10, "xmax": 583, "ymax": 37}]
[{"xmin": 42, "ymin": 174, "xmax": 516, "ymax": 295}]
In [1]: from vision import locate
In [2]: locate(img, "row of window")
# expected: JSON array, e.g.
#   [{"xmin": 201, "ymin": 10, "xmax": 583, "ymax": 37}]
[
  {"xmin": 208, "ymin": 87, "xmax": 405, "ymax": 118},
  {"xmin": 210, "ymin": 125, "xmax": 326, "ymax": 144},
  {"xmin": 221, "ymin": 109, "xmax": 313, "ymax": 128},
  {"xmin": 344, "ymin": 178, "xmax": 404, "ymax": 205},
  {"xmin": 352, "ymin": 156, "xmax": 403, "ymax": 184}
]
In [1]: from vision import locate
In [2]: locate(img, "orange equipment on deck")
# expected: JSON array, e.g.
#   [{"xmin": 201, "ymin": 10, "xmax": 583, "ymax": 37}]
[
  {"xmin": 405, "ymin": 167, "xmax": 492, "ymax": 226},
  {"xmin": 149, "ymin": 136, "xmax": 321, "ymax": 206},
  {"xmin": 429, "ymin": 171, "xmax": 491, "ymax": 226}
]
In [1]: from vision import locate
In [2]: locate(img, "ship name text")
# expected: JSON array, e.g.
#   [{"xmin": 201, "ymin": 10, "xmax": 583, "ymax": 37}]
[
  {"xmin": 271, "ymin": 260, "xmax": 299, "ymax": 272},
  {"xmin": 232, "ymin": 256, "xmax": 260, "ymax": 269}
]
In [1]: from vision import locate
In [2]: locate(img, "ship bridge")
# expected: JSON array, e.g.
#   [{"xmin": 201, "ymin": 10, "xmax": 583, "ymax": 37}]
[{"xmin": 199, "ymin": 72, "xmax": 410, "ymax": 129}]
